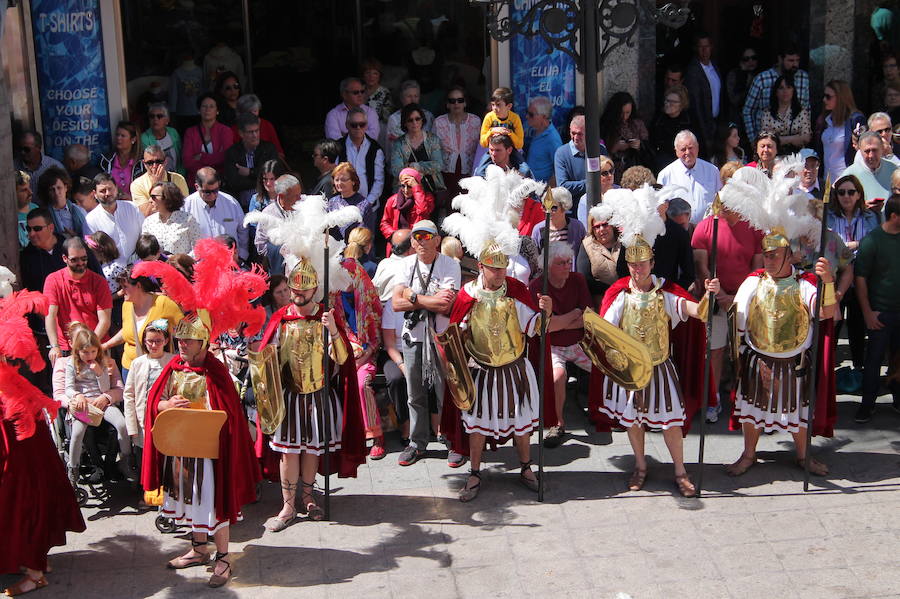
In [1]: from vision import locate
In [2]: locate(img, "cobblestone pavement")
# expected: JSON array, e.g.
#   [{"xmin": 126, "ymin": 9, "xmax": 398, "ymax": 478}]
[{"xmin": 4, "ymin": 384, "xmax": 898, "ymax": 599}]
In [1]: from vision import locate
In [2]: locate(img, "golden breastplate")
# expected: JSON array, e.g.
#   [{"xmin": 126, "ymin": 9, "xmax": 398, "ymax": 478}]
[
  {"xmin": 620, "ymin": 285, "xmax": 670, "ymax": 366},
  {"xmin": 168, "ymin": 369, "xmax": 209, "ymax": 410},
  {"xmin": 747, "ymin": 273, "xmax": 809, "ymax": 353},
  {"xmin": 279, "ymin": 318, "xmax": 326, "ymax": 394},
  {"xmin": 465, "ymin": 284, "xmax": 525, "ymax": 367}
]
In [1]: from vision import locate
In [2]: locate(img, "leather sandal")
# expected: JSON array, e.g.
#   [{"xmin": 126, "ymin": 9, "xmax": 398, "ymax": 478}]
[
  {"xmin": 796, "ymin": 456, "xmax": 829, "ymax": 476},
  {"xmin": 3, "ymin": 575, "xmax": 48, "ymax": 596},
  {"xmin": 519, "ymin": 461, "xmax": 539, "ymax": 493},
  {"xmin": 300, "ymin": 480, "xmax": 325, "ymax": 521},
  {"xmin": 725, "ymin": 454, "xmax": 757, "ymax": 477},
  {"xmin": 458, "ymin": 469, "xmax": 481, "ymax": 502},
  {"xmin": 675, "ymin": 473, "xmax": 696, "ymax": 497},
  {"xmin": 167, "ymin": 541, "xmax": 211, "ymax": 569},
  {"xmin": 627, "ymin": 468, "xmax": 647, "ymax": 491},
  {"xmin": 207, "ymin": 553, "xmax": 231, "ymax": 588}
]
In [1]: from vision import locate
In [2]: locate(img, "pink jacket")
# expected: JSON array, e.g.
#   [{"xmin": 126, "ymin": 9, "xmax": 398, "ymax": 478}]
[
  {"xmin": 379, "ymin": 184, "xmax": 434, "ymax": 242},
  {"xmin": 182, "ymin": 121, "xmax": 235, "ymax": 187}
]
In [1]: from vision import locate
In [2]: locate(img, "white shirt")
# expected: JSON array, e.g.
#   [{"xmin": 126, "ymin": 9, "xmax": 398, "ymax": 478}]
[
  {"xmin": 393, "ymin": 253, "xmax": 461, "ymax": 342},
  {"xmin": 657, "ymin": 157, "xmax": 722, "ymax": 223},
  {"xmin": 372, "ymin": 253, "xmax": 408, "ymax": 301},
  {"xmin": 343, "ymin": 136, "xmax": 385, "ymax": 207},
  {"xmin": 821, "ymin": 115, "xmax": 847, "ymax": 184},
  {"xmin": 700, "ymin": 62, "xmax": 721, "ymax": 118},
  {"xmin": 184, "ymin": 190, "xmax": 249, "ymax": 260},
  {"xmin": 86, "ymin": 201, "xmax": 145, "ymax": 266},
  {"xmin": 380, "ymin": 302, "xmax": 403, "ymax": 352}
]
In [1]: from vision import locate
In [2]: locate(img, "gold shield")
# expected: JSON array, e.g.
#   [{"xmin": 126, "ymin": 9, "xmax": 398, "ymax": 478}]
[
  {"xmin": 151, "ymin": 408, "xmax": 227, "ymax": 459},
  {"xmin": 249, "ymin": 344, "xmax": 286, "ymax": 435},
  {"xmin": 579, "ymin": 308, "xmax": 653, "ymax": 390},
  {"xmin": 433, "ymin": 323, "xmax": 476, "ymax": 412}
]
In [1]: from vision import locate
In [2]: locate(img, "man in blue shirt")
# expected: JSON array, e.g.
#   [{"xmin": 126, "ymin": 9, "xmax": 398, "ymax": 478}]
[
  {"xmin": 525, "ymin": 97, "xmax": 562, "ymax": 184},
  {"xmin": 554, "ymin": 115, "xmax": 587, "ymax": 215}
]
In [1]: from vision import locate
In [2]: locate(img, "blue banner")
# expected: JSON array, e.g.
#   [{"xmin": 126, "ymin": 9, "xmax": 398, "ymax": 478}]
[
  {"xmin": 30, "ymin": 0, "xmax": 111, "ymax": 161},
  {"xmin": 509, "ymin": 2, "xmax": 577, "ymax": 132}
]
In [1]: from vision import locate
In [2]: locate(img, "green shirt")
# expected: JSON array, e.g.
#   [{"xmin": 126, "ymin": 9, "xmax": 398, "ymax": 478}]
[{"xmin": 855, "ymin": 226, "xmax": 900, "ymax": 312}]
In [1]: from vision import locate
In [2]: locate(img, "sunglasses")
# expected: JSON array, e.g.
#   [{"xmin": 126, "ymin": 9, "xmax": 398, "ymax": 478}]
[
  {"xmin": 347, "ymin": 89, "xmax": 365, "ymax": 95},
  {"xmin": 149, "ymin": 113, "xmax": 166, "ymax": 119},
  {"xmin": 526, "ymin": 111, "xmax": 536, "ymax": 117},
  {"xmin": 600, "ymin": 169, "xmax": 613, "ymax": 177},
  {"xmin": 874, "ymin": 127, "xmax": 892, "ymax": 135},
  {"xmin": 447, "ymin": 97, "xmax": 465, "ymax": 104},
  {"xmin": 836, "ymin": 188, "xmax": 858, "ymax": 196},
  {"xmin": 348, "ymin": 122, "xmax": 367, "ymax": 129},
  {"xmin": 550, "ymin": 204, "xmax": 560, "ymax": 212},
  {"xmin": 144, "ymin": 159, "xmax": 165, "ymax": 166},
  {"xmin": 412, "ymin": 231, "xmax": 435, "ymax": 241},
  {"xmin": 25, "ymin": 224, "xmax": 47, "ymax": 232},
  {"xmin": 223, "ymin": 84, "xmax": 240, "ymax": 91},
  {"xmin": 406, "ymin": 116, "xmax": 423, "ymax": 123},
  {"xmin": 199, "ymin": 188, "xmax": 219, "ymax": 195},
  {"xmin": 741, "ymin": 55, "xmax": 758, "ymax": 62}
]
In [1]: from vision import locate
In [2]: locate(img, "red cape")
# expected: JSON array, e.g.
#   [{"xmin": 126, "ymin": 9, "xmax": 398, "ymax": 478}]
[
  {"xmin": 587, "ymin": 277, "xmax": 710, "ymax": 436},
  {"xmin": 256, "ymin": 304, "xmax": 367, "ymax": 477},
  {"xmin": 440, "ymin": 277, "xmax": 556, "ymax": 456},
  {"xmin": 727, "ymin": 270, "xmax": 837, "ymax": 437},
  {"xmin": 141, "ymin": 353, "xmax": 261, "ymax": 524},
  {"xmin": 518, "ymin": 198, "xmax": 546, "ymax": 236}
]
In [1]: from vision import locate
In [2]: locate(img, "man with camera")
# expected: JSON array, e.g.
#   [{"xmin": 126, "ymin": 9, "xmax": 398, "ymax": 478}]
[{"xmin": 391, "ymin": 220, "xmax": 461, "ymax": 466}]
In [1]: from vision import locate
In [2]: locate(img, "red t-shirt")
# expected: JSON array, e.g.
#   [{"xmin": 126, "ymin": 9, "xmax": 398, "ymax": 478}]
[
  {"xmin": 691, "ymin": 216, "xmax": 764, "ymax": 295},
  {"xmin": 43, "ymin": 268, "xmax": 113, "ymax": 351},
  {"xmin": 529, "ymin": 272, "xmax": 592, "ymax": 347}
]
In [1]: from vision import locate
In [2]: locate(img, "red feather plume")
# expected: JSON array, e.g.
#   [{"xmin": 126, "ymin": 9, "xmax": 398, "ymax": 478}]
[
  {"xmin": 0, "ymin": 363, "xmax": 58, "ymax": 440},
  {"xmin": 132, "ymin": 259, "xmax": 199, "ymax": 312},
  {"xmin": 0, "ymin": 291, "xmax": 49, "ymax": 372}
]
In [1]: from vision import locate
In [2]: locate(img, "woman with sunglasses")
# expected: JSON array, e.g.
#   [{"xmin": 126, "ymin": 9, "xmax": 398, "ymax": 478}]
[
  {"xmin": 380, "ymin": 167, "xmax": 434, "ymax": 253},
  {"xmin": 530, "ymin": 187, "xmax": 585, "ymax": 265},
  {"xmin": 140, "ymin": 103, "xmax": 184, "ymax": 176},
  {"xmin": 182, "ymin": 93, "xmax": 234, "ymax": 188},
  {"xmin": 576, "ymin": 203, "xmax": 621, "ymax": 308},
  {"xmin": 575, "ymin": 155, "xmax": 619, "ymax": 227},
  {"xmin": 814, "ymin": 79, "xmax": 866, "ymax": 183},
  {"xmin": 826, "ymin": 174, "xmax": 879, "ymax": 378},
  {"xmin": 390, "ymin": 103, "xmax": 445, "ymax": 194},
  {"xmin": 434, "ymin": 86, "xmax": 481, "ymax": 195},
  {"xmin": 725, "ymin": 47, "xmax": 761, "ymax": 124},
  {"xmin": 213, "ymin": 71, "xmax": 242, "ymax": 127}
]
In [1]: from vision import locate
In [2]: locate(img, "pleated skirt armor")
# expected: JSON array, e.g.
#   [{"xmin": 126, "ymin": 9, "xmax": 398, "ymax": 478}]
[
  {"xmin": 162, "ymin": 456, "xmax": 230, "ymax": 534},
  {"xmin": 599, "ymin": 359, "xmax": 686, "ymax": 429},
  {"xmin": 734, "ymin": 348, "xmax": 808, "ymax": 433},
  {"xmin": 462, "ymin": 355, "xmax": 540, "ymax": 439},
  {"xmin": 269, "ymin": 387, "xmax": 343, "ymax": 455}
]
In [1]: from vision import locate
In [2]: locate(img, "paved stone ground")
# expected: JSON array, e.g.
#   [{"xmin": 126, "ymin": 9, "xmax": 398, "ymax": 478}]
[{"xmin": 4, "ymin": 363, "xmax": 899, "ymax": 598}]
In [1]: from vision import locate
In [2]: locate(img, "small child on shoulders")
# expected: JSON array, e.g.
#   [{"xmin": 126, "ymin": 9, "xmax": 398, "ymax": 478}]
[{"xmin": 479, "ymin": 87, "xmax": 525, "ymax": 149}]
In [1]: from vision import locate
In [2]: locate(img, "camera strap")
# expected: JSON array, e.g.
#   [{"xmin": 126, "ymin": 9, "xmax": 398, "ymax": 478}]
[{"xmin": 410, "ymin": 257, "xmax": 438, "ymax": 294}]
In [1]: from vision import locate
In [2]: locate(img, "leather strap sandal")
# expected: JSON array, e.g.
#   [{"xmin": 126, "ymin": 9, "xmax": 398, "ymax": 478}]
[
  {"xmin": 627, "ymin": 468, "xmax": 647, "ymax": 491},
  {"xmin": 3, "ymin": 575, "xmax": 48, "ymax": 596},
  {"xmin": 796, "ymin": 456, "xmax": 829, "ymax": 476},
  {"xmin": 725, "ymin": 454, "xmax": 757, "ymax": 477},
  {"xmin": 207, "ymin": 552, "xmax": 231, "ymax": 588},
  {"xmin": 167, "ymin": 540, "xmax": 211, "ymax": 569},
  {"xmin": 519, "ymin": 461, "xmax": 540, "ymax": 493},
  {"xmin": 459, "ymin": 469, "xmax": 481, "ymax": 502},
  {"xmin": 675, "ymin": 473, "xmax": 696, "ymax": 497},
  {"xmin": 301, "ymin": 481, "xmax": 325, "ymax": 521}
]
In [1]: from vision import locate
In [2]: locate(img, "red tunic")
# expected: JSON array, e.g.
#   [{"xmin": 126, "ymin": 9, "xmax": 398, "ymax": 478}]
[
  {"xmin": 141, "ymin": 353, "xmax": 261, "ymax": 525},
  {"xmin": 441, "ymin": 277, "xmax": 556, "ymax": 456}
]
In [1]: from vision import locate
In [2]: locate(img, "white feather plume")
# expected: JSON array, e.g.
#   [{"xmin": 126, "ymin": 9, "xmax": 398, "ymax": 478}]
[
  {"xmin": 0, "ymin": 266, "xmax": 16, "ymax": 299},
  {"xmin": 243, "ymin": 196, "xmax": 359, "ymax": 298},
  {"xmin": 603, "ymin": 185, "xmax": 666, "ymax": 249},
  {"xmin": 589, "ymin": 203, "xmax": 614, "ymax": 224}
]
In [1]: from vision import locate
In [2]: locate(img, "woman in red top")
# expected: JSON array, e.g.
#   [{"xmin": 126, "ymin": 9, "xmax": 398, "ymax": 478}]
[
  {"xmin": 182, "ymin": 93, "xmax": 234, "ymax": 187},
  {"xmin": 380, "ymin": 167, "xmax": 434, "ymax": 252}
]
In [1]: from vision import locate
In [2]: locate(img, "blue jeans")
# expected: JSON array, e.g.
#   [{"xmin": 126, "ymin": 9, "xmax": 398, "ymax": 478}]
[{"xmin": 861, "ymin": 311, "xmax": 900, "ymax": 407}]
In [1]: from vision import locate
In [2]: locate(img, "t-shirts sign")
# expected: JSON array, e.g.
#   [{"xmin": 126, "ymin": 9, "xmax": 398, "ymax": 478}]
[{"xmin": 30, "ymin": 0, "xmax": 111, "ymax": 161}]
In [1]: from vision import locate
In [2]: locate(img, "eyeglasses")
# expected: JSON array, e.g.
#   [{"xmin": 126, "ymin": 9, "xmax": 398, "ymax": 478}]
[
  {"xmin": 66, "ymin": 256, "xmax": 88, "ymax": 263},
  {"xmin": 25, "ymin": 225, "xmax": 46, "ymax": 232},
  {"xmin": 406, "ymin": 116, "xmax": 423, "ymax": 123},
  {"xmin": 150, "ymin": 194, "xmax": 164, "ymax": 201},
  {"xmin": 600, "ymin": 169, "xmax": 613, "ymax": 177},
  {"xmin": 412, "ymin": 231, "xmax": 435, "ymax": 241},
  {"xmin": 836, "ymin": 188, "xmax": 858, "ymax": 196},
  {"xmin": 550, "ymin": 204, "xmax": 560, "ymax": 212},
  {"xmin": 347, "ymin": 89, "xmax": 365, "ymax": 95},
  {"xmin": 144, "ymin": 338, "xmax": 165, "ymax": 345},
  {"xmin": 223, "ymin": 84, "xmax": 240, "ymax": 91},
  {"xmin": 447, "ymin": 97, "xmax": 465, "ymax": 104},
  {"xmin": 149, "ymin": 113, "xmax": 166, "ymax": 119},
  {"xmin": 199, "ymin": 188, "xmax": 219, "ymax": 196},
  {"xmin": 144, "ymin": 159, "xmax": 165, "ymax": 166},
  {"xmin": 348, "ymin": 122, "xmax": 367, "ymax": 129},
  {"xmin": 741, "ymin": 55, "xmax": 758, "ymax": 62}
]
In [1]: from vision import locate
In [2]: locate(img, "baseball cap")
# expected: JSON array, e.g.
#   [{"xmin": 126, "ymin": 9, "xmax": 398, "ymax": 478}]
[
  {"xmin": 799, "ymin": 148, "xmax": 820, "ymax": 162},
  {"xmin": 411, "ymin": 219, "xmax": 438, "ymax": 235}
]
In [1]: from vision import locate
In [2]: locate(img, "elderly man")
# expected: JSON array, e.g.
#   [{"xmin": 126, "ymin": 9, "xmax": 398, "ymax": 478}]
[
  {"xmin": 338, "ymin": 107, "xmax": 385, "ymax": 210},
  {"xmin": 525, "ymin": 97, "xmax": 563, "ymax": 183},
  {"xmin": 324, "ymin": 77, "xmax": 380, "ymax": 140},
  {"xmin": 85, "ymin": 173, "xmax": 145, "ymax": 266},
  {"xmin": 391, "ymin": 220, "xmax": 461, "ymax": 467},
  {"xmin": 528, "ymin": 242, "xmax": 592, "ymax": 448},
  {"xmin": 742, "ymin": 44, "xmax": 809, "ymax": 141},
  {"xmin": 184, "ymin": 167, "xmax": 248, "ymax": 261},
  {"xmin": 841, "ymin": 130, "xmax": 897, "ymax": 211},
  {"xmin": 14, "ymin": 130, "xmax": 64, "ymax": 193},
  {"xmin": 130, "ymin": 144, "xmax": 190, "ymax": 217},
  {"xmin": 854, "ymin": 195, "xmax": 900, "ymax": 423},
  {"xmin": 685, "ymin": 33, "xmax": 724, "ymax": 154},
  {"xmin": 311, "ymin": 139, "xmax": 340, "ymax": 198},
  {"xmin": 385, "ymin": 80, "xmax": 434, "ymax": 152},
  {"xmin": 44, "ymin": 237, "xmax": 112, "ymax": 365},
  {"xmin": 657, "ymin": 130, "xmax": 722, "ymax": 222},
  {"xmin": 63, "ymin": 143, "xmax": 103, "ymax": 182},
  {"xmin": 797, "ymin": 148, "xmax": 823, "ymax": 199},
  {"xmin": 140, "ymin": 103, "xmax": 183, "ymax": 173},
  {"xmin": 855, "ymin": 112, "xmax": 900, "ymax": 166},
  {"xmin": 223, "ymin": 114, "xmax": 279, "ymax": 209},
  {"xmin": 253, "ymin": 174, "xmax": 302, "ymax": 274},
  {"xmin": 554, "ymin": 115, "xmax": 588, "ymax": 214}
]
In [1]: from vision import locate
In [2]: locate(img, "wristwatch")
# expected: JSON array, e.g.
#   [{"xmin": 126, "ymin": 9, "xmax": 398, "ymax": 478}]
[{"xmin": 408, "ymin": 290, "xmax": 418, "ymax": 304}]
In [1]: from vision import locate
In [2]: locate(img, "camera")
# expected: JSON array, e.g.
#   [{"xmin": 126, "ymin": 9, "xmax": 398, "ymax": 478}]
[{"xmin": 403, "ymin": 309, "xmax": 425, "ymax": 328}]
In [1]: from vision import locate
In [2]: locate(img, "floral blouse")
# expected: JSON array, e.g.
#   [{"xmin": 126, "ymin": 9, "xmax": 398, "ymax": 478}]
[
  {"xmin": 366, "ymin": 85, "xmax": 395, "ymax": 123},
  {"xmin": 759, "ymin": 107, "xmax": 811, "ymax": 151},
  {"xmin": 433, "ymin": 113, "xmax": 482, "ymax": 175},
  {"xmin": 141, "ymin": 210, "xmax": 201, "ymax": 256}
]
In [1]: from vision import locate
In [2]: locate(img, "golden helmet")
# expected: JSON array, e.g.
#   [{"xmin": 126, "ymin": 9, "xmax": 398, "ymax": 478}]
[
  {"xmin": 624, "ymin": 234, "xmax": 654, "ymax": 263},
  {"xmin": 478, "ymin": 240, "xmax": 509, "ymax": 269},
  {"xmin": 762, "ymin": 226, "xmax": 790, "ymax": 252},
  {"xmin": 288, "ymin": 258, "xmax": 318, "ymax": 291},
  {"xmin": 174, "ymin": 309, "xmax": 212, "ymax": 349}
]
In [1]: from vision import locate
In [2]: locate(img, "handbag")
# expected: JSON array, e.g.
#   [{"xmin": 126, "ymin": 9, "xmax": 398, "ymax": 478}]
[{"xmin": 405, "ymin": 134, "xmax": 445, "ymax": 193}]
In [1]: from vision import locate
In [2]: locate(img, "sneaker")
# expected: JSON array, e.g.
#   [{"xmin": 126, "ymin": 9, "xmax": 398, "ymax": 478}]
[
  {"xmin": 447, "ymin": 451, "xmax": 466, "ymax": 468},
  {"xmin": 397, "ymin": 445, "xmax": 425, "ymax": 466},
  {"xmin": 543, "ymin": 425, "xmax": 565, "ymax": 448},
  {"xmin": 854, "ymin": 404, "xmax": 874, "ymax": 424},
  {"xmin": 706, "ymin": 404, "xmax": 721, "ymax": 424},
  {"xmin": 368, "ymin": 443, "xmax": 386, "ymax": 460}
]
